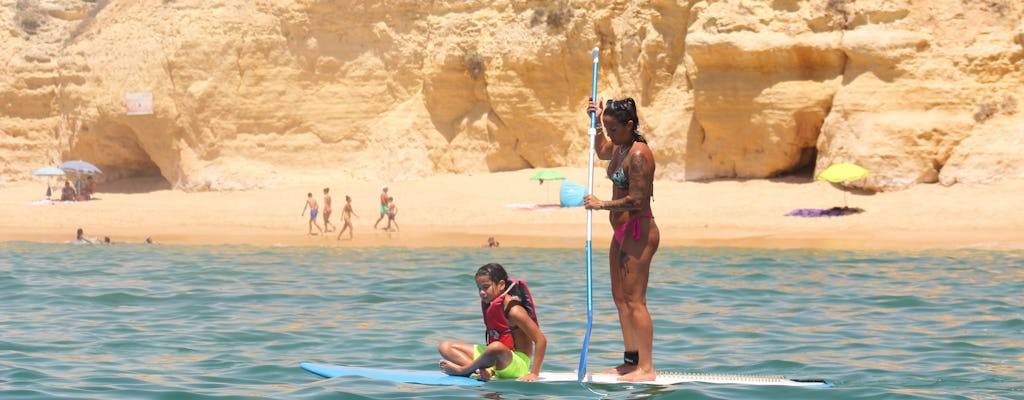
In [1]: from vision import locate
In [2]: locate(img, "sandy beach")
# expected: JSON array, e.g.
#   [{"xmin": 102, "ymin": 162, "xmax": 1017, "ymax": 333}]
[{"xmin": 1, "ymin": 168, "xmax": 1022, "ymax": 250}]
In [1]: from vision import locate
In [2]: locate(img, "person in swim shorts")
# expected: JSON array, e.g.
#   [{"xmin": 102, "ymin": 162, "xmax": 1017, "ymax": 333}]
[
  {"xmin": 384, "ymin": 197, "xmax": 399, "ymax": 232},
  {"xmin": 373, "ymin": 185, "xmax": 389, "ymax": 229},
  {"xmin": 438, "ymin": 263, "xmax": 547, "ymax": 382},
  {"xmin": 301, "ymin": 192, "xmax": 324, "ymax": 236},
  {"xmin": 583, "ymin": 97, "xmax": 660, "ymax": 382}
]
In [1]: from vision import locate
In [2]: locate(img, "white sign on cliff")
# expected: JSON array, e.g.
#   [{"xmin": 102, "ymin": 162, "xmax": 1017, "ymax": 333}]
[{"xmin": 125, "ymin": 92, "xmax": 153, "ymax": 115}]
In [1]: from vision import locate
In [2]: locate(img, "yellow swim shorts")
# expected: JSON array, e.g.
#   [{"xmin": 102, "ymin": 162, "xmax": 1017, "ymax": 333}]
[{"xmin": 473, "ymin": 344, "xmax": 530, "ymax": 379}]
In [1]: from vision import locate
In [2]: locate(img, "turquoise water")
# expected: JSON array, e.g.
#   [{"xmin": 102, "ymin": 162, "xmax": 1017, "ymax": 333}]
[{"xmin": 1, "ymin": 243, "xmax": 1021, "ymax": 399}]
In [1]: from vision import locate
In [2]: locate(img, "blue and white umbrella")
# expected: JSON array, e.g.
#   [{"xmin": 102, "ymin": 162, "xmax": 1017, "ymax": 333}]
[
  {"xmin": 59, "ymin": 160, "xmax": 102, "ymax": 174},
  {"xmin": 32, "ymin": 166, "xmax": 66, "ymax": 199},
  {"xmin": 32, "ymin": 166, "xmax": 66, "ymax": 177}
]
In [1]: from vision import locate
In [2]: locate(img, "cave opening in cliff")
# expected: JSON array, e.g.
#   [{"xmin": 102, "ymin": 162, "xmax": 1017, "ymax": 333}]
[
  {"xmin": 780, "ymin": 146, "xmax": 818, "ymax": 182},
  {"xmin": 68, "ymin": 122, "xmax": 171, "ymax": 193}
]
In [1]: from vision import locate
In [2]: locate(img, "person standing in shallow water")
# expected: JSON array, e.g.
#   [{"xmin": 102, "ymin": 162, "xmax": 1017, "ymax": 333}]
[
  {"xmin": 583, "ymin": 97, "xmax": 660, "ymax": 382},
  {"xmin": 75, "ymin": 228, "xmax": 95, "ymax": 244}
]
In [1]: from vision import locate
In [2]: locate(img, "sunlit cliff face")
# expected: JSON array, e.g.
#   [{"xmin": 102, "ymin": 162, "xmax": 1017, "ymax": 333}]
[{"xmin": 1, "ymin": 0, "xmax": 1021, "ymax": 191}]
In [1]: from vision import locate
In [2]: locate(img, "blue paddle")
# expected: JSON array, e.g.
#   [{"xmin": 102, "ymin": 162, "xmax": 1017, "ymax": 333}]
[{"xmin": 578, "ymin": 47, "xmax": 599, "ymax": 382}]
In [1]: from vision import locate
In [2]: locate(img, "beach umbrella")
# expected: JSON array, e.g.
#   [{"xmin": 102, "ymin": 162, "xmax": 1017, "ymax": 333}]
[
  {"xmin": 529, "ymin": 169, "xmax": 566, "ymax": 184},
  {"xmin": 59, "ymin": 160, "xmax": 102, "ymax": 174},
  {"xmin": 32, "ymin": 166, "xmax": 66, "ymax": 177},
  {"xmin": 32, "ymin": 166, "xmax": 66, "ymax": 199},
  {"xmin": 817, "ymin": 162, "xmax": 868, "ymax": 183},
  {"xmin": 817, "ymin": 162, "xmax": 868, "ymax": 207},
  {"xmin": 530, "ymin": 169, "xmax": 566, "ymax": 204}
]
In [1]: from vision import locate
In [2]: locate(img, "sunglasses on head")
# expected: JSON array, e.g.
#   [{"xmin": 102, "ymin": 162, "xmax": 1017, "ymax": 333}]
[{"xmin": 606, "ymin": 100, "xmax": 629, "ymax": 111}]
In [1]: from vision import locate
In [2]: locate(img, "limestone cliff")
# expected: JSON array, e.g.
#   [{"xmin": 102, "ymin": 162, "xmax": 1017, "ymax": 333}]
[{"xmin": 1, "ymin": 0, "xmax": 1021, "ymax": 191}]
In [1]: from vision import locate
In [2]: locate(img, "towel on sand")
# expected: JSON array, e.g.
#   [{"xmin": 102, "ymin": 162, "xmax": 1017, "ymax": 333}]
[{"xmin": 785, "ymin": 207, "xmax": 864, "ymax": 217}]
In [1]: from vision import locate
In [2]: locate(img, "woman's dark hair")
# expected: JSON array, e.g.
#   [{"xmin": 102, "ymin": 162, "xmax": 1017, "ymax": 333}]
[
  {"xmin": 476, "ymin": 263, "xmax": 508, "ymax": 285},
  {"xmin": 605, "ymin": 97, "xmax": 647, "ymax": 144}
]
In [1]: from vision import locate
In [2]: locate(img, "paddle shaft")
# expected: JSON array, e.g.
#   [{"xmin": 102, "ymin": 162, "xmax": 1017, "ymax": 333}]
[{"xmin": 578, "ymin": 47, "xmax": 599, "ymax": 381}]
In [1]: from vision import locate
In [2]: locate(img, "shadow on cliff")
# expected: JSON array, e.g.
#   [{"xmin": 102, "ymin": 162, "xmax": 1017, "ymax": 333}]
[
  {"xmin": 97, "ymin": 176, "xmax": 172, "ymax": 194},
  {"xmin": 689, "ymin": 175, "xmax": 878, "ymax": 199}
]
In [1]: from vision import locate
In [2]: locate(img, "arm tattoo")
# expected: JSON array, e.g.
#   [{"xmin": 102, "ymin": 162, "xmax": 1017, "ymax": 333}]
[{"xmin": 628, "ymin": 153, "xmax": 651, "ymax": 199}]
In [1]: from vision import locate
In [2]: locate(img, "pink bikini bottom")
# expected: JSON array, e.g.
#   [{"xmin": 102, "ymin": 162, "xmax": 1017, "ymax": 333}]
[{"xmin": 613, "ymin": 214, "xmax": 654, "ymax": 246}]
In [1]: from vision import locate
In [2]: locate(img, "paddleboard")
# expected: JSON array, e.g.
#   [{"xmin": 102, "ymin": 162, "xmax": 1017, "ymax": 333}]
[{"xmin": 300, "ymin": 363, "xmax": 830, "ymax": 388}]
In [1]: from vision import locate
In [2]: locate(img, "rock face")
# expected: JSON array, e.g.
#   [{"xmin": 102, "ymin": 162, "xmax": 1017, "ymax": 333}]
[{"xmin": 1, "ymin": 0, "xmax": 1021, "ymax": 191}]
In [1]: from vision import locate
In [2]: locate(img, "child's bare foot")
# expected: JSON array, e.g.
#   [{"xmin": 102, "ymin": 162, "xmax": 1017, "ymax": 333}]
[
  {"xmin": 439, "ymin": 360, "xmax": 468, "ymax": 376},
  {"xmin": 476, "ymin": 367, "xmax": 493, "ymax": 382},
  {"xmin": 618, "ymin": 367, "xmax": 656, "ymax": 382}
]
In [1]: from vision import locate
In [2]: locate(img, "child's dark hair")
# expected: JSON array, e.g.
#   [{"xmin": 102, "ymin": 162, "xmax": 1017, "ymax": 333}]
[
  {"xmin": 476, "ymin": 263, "xmax": 508, "ymax": 285},
  {"xmin": 604, "ymin": 97, "xmax": 648, "ymax": 144},
  {"xmin": 476, "ymin": 262, "xmax": 536, "ymax": 319}
]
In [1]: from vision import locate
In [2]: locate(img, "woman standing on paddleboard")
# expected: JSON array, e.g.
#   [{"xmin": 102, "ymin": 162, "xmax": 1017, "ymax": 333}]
[{"xmin": 583, "ymin": 97, "xmax": 660, "ymax": 382}]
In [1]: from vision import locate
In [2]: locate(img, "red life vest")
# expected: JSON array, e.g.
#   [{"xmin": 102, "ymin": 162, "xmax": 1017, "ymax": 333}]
[{"xmin": 481, "ymin": 278, "xmax": 538, "ymax": 350}]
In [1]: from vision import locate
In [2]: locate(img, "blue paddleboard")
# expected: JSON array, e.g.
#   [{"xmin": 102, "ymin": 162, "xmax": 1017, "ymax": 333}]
[{"xmin": 301, "ymin": 363, "xmax": 484, "ymax": 386}]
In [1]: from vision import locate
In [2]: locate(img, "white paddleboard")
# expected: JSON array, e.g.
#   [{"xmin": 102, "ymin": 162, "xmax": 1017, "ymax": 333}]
[{"xmin": 537, "ymin": 371, "xmax": 829, "ymax": 387}]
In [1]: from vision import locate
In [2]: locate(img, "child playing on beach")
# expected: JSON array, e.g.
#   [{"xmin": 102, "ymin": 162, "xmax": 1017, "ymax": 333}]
[
  {"xmin": 438, "ymin": 263, "xmax": 547, "ymax": 382},
  {"xmin": 384, "ymin": 197, "xmax": 399, "ymax": 232}
]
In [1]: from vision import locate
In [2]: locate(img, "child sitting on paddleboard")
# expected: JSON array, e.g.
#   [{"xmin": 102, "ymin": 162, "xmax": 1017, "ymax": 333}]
[{"xmin": 438, "ymin": 263, "xmax": 547, "ymax": 382}]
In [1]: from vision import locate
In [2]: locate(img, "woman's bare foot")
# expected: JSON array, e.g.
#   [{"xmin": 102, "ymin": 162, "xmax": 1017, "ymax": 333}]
[
  {"xmin": 600, "ymin": 363, "xmax": 637, "ymax": 375},
  {"xmin": 439, "ymin": 359, "xmax": 469, "ymax": 376},
  {"xmin": 618, "ymin": 367, "xmax": 656, "ymax": 382}
]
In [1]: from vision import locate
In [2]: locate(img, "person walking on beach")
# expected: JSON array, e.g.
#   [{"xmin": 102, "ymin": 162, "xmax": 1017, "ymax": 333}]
[
  {"xmin": 583, "ymin": 97, "xmax": 660, "ymax": 382},
  {"xmin": 301, "ymin": 192, "xmax": 324, "ymax": 235},
  {"xmin": 373, "ymin": 185, "xmax": 389, "ymax": 229},
  {"xmin": 336, "ymin": 195, "xmax": 358, "ymax": 240},
  {"xmin": 438, "ymin": 263, "xmax": 547, "ymax": 382},
  {"xmin": 384, "ymin": 197, "xmax": 399, "ymax": 232},
  {"xmin": 322, "ymin": 187, "xmax": 336, "ymax": 233}
]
